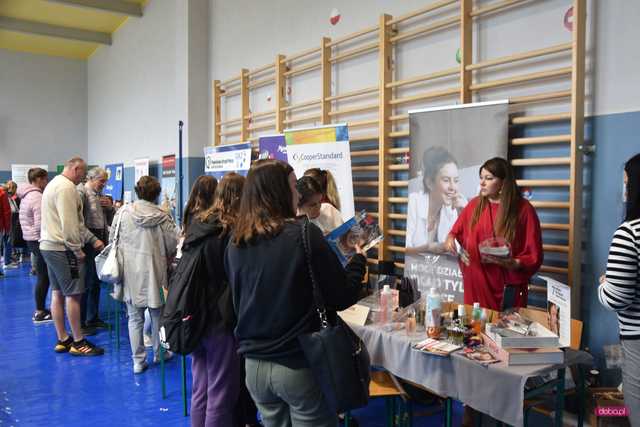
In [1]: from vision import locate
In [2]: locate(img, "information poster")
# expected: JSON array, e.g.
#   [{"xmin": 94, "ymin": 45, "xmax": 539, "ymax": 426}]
[
  {"xmin": 258, "ymin": 134, "xmax": 287, "ymax": 162},
  {"xmin": 284, "ymin": 124, "xmax": 354, "ymax": 220},
  {"xmin": 543, "ymin": 276, "xmax": 571, "ymax": 348},
  {"xmin": 134, "ymin": 158, "xmax": 149, "ymax": 185},
  {"xmin": 404, "ymin": 101, "xmax": 508, "ymax": 303},
  {"xmin": 160, "ymin": 155, "xmax": 177, "ymax": 219},
  {"xmin": 11, "ymin": 164, "xmax": 48, "ymax": 184},
  {"xmin": 204, "ymin": 142, "xmax": 252, "ymax": 180},
  {"xmin": 104, "ymin": 163, "xmax": 124, "ymax": 201}
]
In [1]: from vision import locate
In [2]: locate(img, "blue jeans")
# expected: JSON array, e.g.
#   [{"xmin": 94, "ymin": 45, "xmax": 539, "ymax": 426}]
[
  {"xmin": 245, "ymin": 358, "xmax": 337, "ymax": 427},
  {"xmin": 2, "ymin": 234, "xmax": 12, "ymax": 265}
]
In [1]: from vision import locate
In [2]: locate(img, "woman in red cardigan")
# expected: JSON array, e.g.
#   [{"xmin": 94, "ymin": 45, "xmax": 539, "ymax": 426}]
[{"xmin": 445, "ymin": 157, "xmax": 543, "ymax": 310}]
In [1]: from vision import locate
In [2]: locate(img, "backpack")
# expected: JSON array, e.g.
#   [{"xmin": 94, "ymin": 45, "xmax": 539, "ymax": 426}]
[{"xmin": 159, "ymin": 238, "xmax": 213, "ymax": 355}]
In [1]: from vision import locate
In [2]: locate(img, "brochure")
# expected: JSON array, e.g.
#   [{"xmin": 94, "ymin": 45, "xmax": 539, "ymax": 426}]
[
  {"xmin": 462, "ymin": 346, "xmax": 501, "ymax": 366},
  {"xmin": 541, "ymin": 276, "xmax": 572, "ymax": 348},
  {"xmin": 412, "ymin": 338, "xmax": 461, "ymax": 357},
  {"xmin": 325, "ymin": 211, "xmax": 383, "ymax": 265}
]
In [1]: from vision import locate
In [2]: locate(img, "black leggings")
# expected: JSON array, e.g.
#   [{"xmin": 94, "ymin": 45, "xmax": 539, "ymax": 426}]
[{"xmin": 26, "ymin": 241, "xmax": 50, "ymax": 311}]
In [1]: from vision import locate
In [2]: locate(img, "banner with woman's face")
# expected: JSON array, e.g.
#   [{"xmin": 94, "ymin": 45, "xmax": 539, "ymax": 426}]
[{"xmin": 404, "ymin": 101, "xmax": 508, "ymax": 302}]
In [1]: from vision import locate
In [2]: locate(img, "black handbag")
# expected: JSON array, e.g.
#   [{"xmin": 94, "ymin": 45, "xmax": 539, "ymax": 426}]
[{"xmin": 297, "ymin": 219, "xmax": 371, "ymax": 413}]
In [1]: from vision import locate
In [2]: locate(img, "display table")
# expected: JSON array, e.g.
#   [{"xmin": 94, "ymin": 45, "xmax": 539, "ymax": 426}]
[{"xmin": 350, "ymin": 321, "xmax": 592, "ymax": 427}]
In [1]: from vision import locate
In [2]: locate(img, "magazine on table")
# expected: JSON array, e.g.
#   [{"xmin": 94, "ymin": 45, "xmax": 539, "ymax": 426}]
[
  {"xmin": 541, "ymin": 276, "xmax": 572, "ymax": 348},
  {"xmin": 325, "ymin": 210, "xmax": 383, "ymax": 265},
  {"xmin": 462, "ymin": 346, "xmax": 501, "ymax": 366},
  {"xmin": 412, "ymin": 338, "xmax": 461, "ymax": 357}
]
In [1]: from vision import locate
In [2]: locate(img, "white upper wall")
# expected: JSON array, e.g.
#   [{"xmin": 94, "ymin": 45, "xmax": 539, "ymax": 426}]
[
  {"xmin": 0, "ymin": 49, "xmax": 87, "ymax": 171},
  {"xmin": 209, "ymin": 0, "xmax": 640, "ymax": 128},
  {"xmin": 88, "ymin": 0, "xmax": 188, "ymax": 166}
]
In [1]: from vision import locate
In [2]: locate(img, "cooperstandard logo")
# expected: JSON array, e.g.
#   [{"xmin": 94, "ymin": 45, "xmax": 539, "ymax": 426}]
[{"xmin": 291, "ymin": 151, "xmax": 344, "ymax": 162}]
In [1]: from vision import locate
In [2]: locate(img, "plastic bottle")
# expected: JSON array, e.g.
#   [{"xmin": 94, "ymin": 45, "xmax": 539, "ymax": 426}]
[
  {"xmin": 471, "ymin": 302, "xmax": 482, "ymax": 334},
  {"xmin": 379, "ymin": 285, "xmax": 393, "ymax": 325},
  {"xmin": 457, "ymin": 304, "xmax": 467, "ymax": 327},
  {"xmin": 426, "ymin": 287, "xmax": 442, "ymax": 338}
]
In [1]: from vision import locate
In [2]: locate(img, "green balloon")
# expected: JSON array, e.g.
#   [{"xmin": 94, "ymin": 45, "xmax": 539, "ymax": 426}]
[{"xmin": 455, "ymin": 48, "xmax": 461, "ymax": 64}]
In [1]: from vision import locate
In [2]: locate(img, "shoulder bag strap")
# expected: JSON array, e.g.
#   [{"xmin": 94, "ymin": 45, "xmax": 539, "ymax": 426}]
[{"xmin": 301, "ymin": 218, "xmax": 329, "ymax": 329}]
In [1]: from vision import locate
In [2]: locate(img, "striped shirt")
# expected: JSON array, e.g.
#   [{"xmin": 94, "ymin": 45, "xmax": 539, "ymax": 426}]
[{"xmin": 599, "ymin": 218, "xmax": 640, "ymax": 340}]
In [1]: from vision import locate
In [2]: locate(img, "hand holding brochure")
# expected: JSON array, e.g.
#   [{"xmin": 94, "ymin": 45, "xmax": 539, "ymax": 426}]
[{"xmin": 325, "ymin": 211, "xmax": 383, "ymax": 265}]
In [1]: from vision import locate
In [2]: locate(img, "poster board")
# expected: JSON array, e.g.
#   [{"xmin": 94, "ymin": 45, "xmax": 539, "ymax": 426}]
[
  {"xmin": 403, "ymin": 101, "xmax": 509, "ymax": 303},
  {"xmin": 204, "ymin": 142, "xmax": 252, "ymax": 180},
  {"xmin": 258, "ymin": 134, "xmax": 288, "ymax": 161},
  {"xmin": 160, "ymin": 155, "xmax": 177, "ymax": 219},
  {"xmin": 284, "ymin": 124, "xmax": 354, "ymax": 220},
  {"xmin": 542, "ymin": 275, "xmax": 572, "ymax": 348},
  {"xmin": 134, "ymin": 158, "xmax": 149, "ymax": 185},
  {"xmin": 104, "ymin": 163, "xmax": 124, "ymax": 201},
  {"xmin": 11, "ymin": 164, "xmax": 48, "ymax": 184}
]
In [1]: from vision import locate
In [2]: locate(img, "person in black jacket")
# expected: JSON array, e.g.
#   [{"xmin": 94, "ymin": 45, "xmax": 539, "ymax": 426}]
[
  {"xmin": 225, "ymin": 160, "xmax": 367, "ymax": 427},
  {"xmin": 183, "ymin": 175, "xmax": 242, "ymax": 427}
]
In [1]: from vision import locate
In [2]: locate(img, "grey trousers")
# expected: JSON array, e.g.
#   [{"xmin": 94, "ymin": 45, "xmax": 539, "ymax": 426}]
[
  {"xmin": 126, "ymin": 303, "xmax": 161, "ymax": 366},
  {"xmin": 622, "ymin": 340, "xmax": 640, "ymax": 427},
  {"xmin": 245, "ymin": 358, "xmax": 337, "ymax": 427}
]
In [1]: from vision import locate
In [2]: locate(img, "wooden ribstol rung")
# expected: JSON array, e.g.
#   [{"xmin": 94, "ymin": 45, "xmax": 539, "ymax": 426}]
[
  {"xmin": 280, "ymin": 99, "xmax": 321, "ymax": 112},
  {"xmin": 467, "ymin": 43, "xmax": 573, "ymax": 71},
  {"xmin": 390, "ymin": 114, "xmax": 409, "ymax": 122},
  {"xmin": 248, "ymin": 62, "xmax": 275, "ymax": 77},
  {"xmin": 353, "ymin": 180, "xmax": 379, "ymax": 187},
  {"xmin": 329, "ymin": 103, "xmax": 379, "ymax": 117},
  {"xmin": 283, "ymin": 113, "xmax": 322, "ymax": 125},
  {"xmin": 388, "ymin": 213, "xmax": 408, "ymax": 220},
  {"xmin": 330, "ymin": 41, "xmax": 378, "ymax": 63},
  {"xmin": 470, "ymin": 0, "xmax": 528, "ymax": 17},
  {"xmin": 283, "ymin": 61, "xmax": 321, "ymax": 78},
  {"xmin": 390, "ymin": 16, "xmax": 459, "ymax": 44},
  {"xmin": 352, "ymin": 165, "xmax": 380, "ymax": 172},
  {"xmin": 543, "ymin": 244, "xmax": 570, "ymax": 253},
  {"xmin": 281, "ymin": 46, "xmax": 321, "ymax": 64},
  {"xmin": 470, "ymin": 67, "xmax": 572, "ymax": 91},
  {"xmin": 326, "ymin": 86, "xmax": 378, "ymax": 102},
  {"xmin": 390, "ymin": 87, "xmax": 459, "ymax": 105},
  {"xmin": 387, "ymin": 0, "xmax": 458, "ymax": 26},
  {"xmin": 511, "ymin": 157, "xmax": 571, "ymax": 166},
  {"xmin": 540, "ymin": 265, "xmax": 569, "ymax": 274},
  {"xmin": 389, "ymin": 197, "xmax": 408, "ymax": 203},
  {"xmin": 351, "ymin": 150, "xmax": 379, "ymax": 157},
  {"xmin": 248, "ymin": 76, "xmax": 275, "ymax": 90},
  {"xmin": 388, "ymin": 164, "xmax": 410, "ymax": 171},
  {"xmin": 390, "ymin": 130, "xmax": 410, "ymax": 138},
  {"xmin": 219, "ymin": 129, "xmax": 241, "ymax": 137},
  {"xmin": 510, "ymin": 90, "xmax": 572, "ymax": 105},
  {"xmin": 387, "ymin": 229, "xmax": 407, "ymax": 237},
  {"xmin": 541, "ymin": 223, "xmax": 570, "ymax": 231},
  {"xmin": 246, "ymin": 109, "xmax": 276, "ymax": 120},
  {"xmin": 216, "ymin": 117, "xmax": 242, "ymax": 126},
  {"xmin": 354, "ymin": 196, "xmax": 379, "ymax": 203},
  {"xmin": 511, "ymin": 113, "xmax": 571, "ymax": 125},
  {"xmin": 388, "ymin": 245, "xmax": 407, "ymax": 253},
  {"xmin": 247, "ymin": 122, "xmax": 275, "ymax": 132},
  {"xmin": 516, "ymin": 179, "xmax": 570, "ymax": 187},
  {"xmin": 387, "ymin": 67, "xmax": 459, "ymax": 89},
  {"xmin": 327, "ymin": 25, "xmax": 378, "ymax": 47},
  {"xmin": 348, "ymin": 119, "xmax": 379, "ymax": 128},
  {"xmin": 530, "ymin": 201, "xmax": 570, "ymax": 209},
  {"xmin": 511, "ymin": 135, "xmax": 571, "ymax": 146},
  {"xmin": 388, "ymin": 147, "xmax": 410, "ymax": 154},
  {"xmin": 389, "ymin": 180, "xmax": 409, "ymax": 187},
  {"xmin": 350, "ymin": 134, "xmax": 379, "ymax": 142}
]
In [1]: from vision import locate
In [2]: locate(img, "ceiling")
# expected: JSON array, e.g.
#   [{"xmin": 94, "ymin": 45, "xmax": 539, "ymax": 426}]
[{"xmin": 0, "ymin": 0, "xmax": 147, "ymax": 60}]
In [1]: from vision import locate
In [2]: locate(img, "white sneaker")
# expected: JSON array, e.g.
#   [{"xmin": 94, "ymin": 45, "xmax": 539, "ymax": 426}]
[
  {"xmin": 133, "ymin": 361, "xmax": 148, "ymax": 374},
  {"xmin": 143, "ymin": 334, "xmax": 152, "ymax": 348}
]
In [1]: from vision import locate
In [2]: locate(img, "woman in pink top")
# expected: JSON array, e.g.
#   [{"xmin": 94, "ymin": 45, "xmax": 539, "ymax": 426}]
[{"xmin": 17, "ymin": 168, "xmax": 51, "ymax": 323}]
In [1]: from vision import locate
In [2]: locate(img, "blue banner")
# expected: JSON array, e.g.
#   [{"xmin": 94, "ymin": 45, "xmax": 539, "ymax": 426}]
[{"xmin": 104, "ymin": 163, "xmax": 124, "ymax": 201}]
